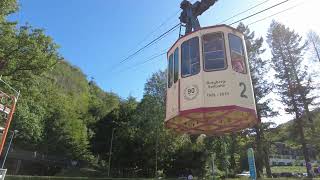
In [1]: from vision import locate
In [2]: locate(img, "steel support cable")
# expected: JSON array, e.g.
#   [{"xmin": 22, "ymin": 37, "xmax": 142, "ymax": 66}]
[
  {"xmin": 111, "ymin": 0, "xmax": 197, "ymax": 71},
  {"xmin": 247, "ymin": 1, "xmax": 304, "ymax": 26},
  {"xmin": 113, "ymin": 0, "xmax": 277, "ymax": 71},
  {"xmin": 122, "ymin": 0, "xmax": 290, "ymax": 65},
  {"xmin": 115, "ymin": 0, "xmax": 293, "ymax": 73},
  {"xmin": 127, "ymin": 9, "xmax": 181, "ymax": 55},
  {"xmin": 123, "ymin": 0, "xmax": 294, "ymax": 73},
  {"xmin": 219, "ymin": 0, "xmax": 271, "ymax": 24},
  {"xmin": 127, "ymin": 51, "xmax": 167, "ymax": 72},
  {"xmin": 131, "ymin": 0, "xmax": 199, "ymax": 50},
  {"xmin": 229, "ymin": 0, "xmax": 291, "ymax": 26},
  {"xmin": 116, "ymin": 49, "xmax": 168, "ymax": 73},
  {"xmin": 109, "ymin": 23, "xmax": 180, "ymax": 72},
  {"xmin": 128, "ymin": 0, "xmax": 290, "ymax": 64}
]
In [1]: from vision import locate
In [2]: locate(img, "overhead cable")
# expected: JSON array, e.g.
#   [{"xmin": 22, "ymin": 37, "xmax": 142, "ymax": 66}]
[
  {"xmin": 219, "ymin": 0, "xmax": 271, "ymax": 24},
  {"xmin": 127, "ymin": 10, "xmax": 181, "ymax": 54},
  {"xmin": 114, "ymin": 23, "xmax": 180, "ymax": 67},
  {"xmin": 229, "ymin": 0, "xmax": 291, "ymax": 26},
  {"xmin": 247, "ymin": 1, "xmax": 304, "ymax": 26},
  {"xmin": 117, "ymin": 50, "xmax": 168, "ymax": 73},
  {"xmin": 115, "ymin": 0, "xmax": 293, "ymax": 73}
]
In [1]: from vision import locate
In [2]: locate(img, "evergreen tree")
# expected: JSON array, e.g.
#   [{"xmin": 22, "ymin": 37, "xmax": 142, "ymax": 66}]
[
  {"xmin": 267, "ymin": 20, "xmax": 317, "ymax": 177},
  {"xmin": 307, "ymin": 30, "xmax": 320, "ymax": 62},
  {"xmin": 237, "ymin": 23, "xmax": 275, "ymax": 178}
]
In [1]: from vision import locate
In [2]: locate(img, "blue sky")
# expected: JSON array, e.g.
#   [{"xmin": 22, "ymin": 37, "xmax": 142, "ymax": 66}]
[{"xmin": 10, "ymin": 0, "xmax": 320, "ymax": 124}]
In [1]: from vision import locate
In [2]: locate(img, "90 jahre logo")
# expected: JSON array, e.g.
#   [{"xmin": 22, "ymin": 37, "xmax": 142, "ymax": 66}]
[{"xmin": 184, "ymin": 85, "xmax": 199, "ymax": 100}]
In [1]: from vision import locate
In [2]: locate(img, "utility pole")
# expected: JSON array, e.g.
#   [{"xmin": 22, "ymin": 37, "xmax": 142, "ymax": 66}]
[
  {"xmin": 224, "ymin": 140, "xmax": 229, "ymax": 178},
  {"xmin": 107, "ymin": 128, "xmax": 115, "ymax": 177},
  {"xmin": 211, "ymin": 153, "xmax": 215, "ymax": 180},
  {"xmin": 155, "ymin": 127, "xmax": 158, "ymax": 178}
]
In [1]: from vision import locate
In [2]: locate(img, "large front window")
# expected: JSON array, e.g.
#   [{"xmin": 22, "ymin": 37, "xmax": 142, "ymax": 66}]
[
  {"xmin": 228, "ymin": 34, "xmax": 247, "ymax": 74},
  {"xmin": 181, "ymin": 37, "xmax": 200, "ymax": 77},
  {"xmin": 202, "ymin": 32, "xmax": 226, "ymax": 71}
]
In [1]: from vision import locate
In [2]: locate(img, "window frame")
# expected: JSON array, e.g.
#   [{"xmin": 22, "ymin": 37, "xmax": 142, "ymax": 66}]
[
  {"xmin": 202, "ymin": 32, "xmax": 228, "ymax": 72},
  {"xmin": 167, "ymin": 53, "xmax": 174, "ymax": 88},
  {"xmin": 173, "ymin": 47, "xmax": 179, "ymax": 83},
  {"xmin": 181, "ymin": 36, "xmax": 201, "ymax": 78},
  {"xmin": 228, "ymin": 33, "xmax": 247, "ymax": 74}
]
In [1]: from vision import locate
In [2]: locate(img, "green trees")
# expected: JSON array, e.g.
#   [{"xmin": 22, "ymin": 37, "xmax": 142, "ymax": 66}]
[
  {"xmin": 39, "ymin": 62, "xmax": 90, "ymax": 159},
  {"xmin": 0, "ymin": 0, "xmax": 59, "ymax": 152},
  {"xmin": 237, "ymin": 22, "xmax": 275, "ymax": 178},
  {"xmin": 0, "ymin": 0, "xmax": 121, "ymax": 161},
  {"xmin": 0, "ymin": 0, "xmax": 17, "ymax": 21},
  {"xmin": 267, "ymin": 20, "xmax": 317, "ymax": 177},
  {"xmin": 10, "ymin": 60, "xmax": 120, "ymax": 161},
  {"xmin": 307, "ymin": 30, "xmax": 320, "ymax": 62},
  {"xmin": 90, "ymin": 72, "xmax": 165, "ymax": 177},
  {"xmin": 0, "ymin": 0, "xmax": 61, "ymax": 151},
  {"xmin": 89, "ymin": 70, "xmax": 216, "ymax": 178},
  {"xmin": 0, "ymin": 24, "xmax": 59, "ymax": 79}
]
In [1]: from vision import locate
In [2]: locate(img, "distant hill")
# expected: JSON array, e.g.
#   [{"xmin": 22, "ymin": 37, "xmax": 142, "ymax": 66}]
[{"xmin": 271, "ymin": 108, "xmax": 320, "ymax": 153}]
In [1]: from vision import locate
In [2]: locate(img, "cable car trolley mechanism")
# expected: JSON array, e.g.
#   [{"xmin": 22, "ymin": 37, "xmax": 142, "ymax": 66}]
[{"xmin": 165, "ymin": 0, "xmax": 258, "ymax": 135}]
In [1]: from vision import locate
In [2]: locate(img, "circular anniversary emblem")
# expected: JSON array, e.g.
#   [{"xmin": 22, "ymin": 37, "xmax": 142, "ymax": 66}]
[{"xmin": 184, "ymin": 85, "xmax": 199, "ymax": 100}]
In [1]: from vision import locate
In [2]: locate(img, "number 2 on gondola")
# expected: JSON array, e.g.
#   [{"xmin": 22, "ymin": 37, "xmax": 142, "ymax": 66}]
[{"xmin": 239, "ymin": 82, "xmax": 248, "ymax": 98}]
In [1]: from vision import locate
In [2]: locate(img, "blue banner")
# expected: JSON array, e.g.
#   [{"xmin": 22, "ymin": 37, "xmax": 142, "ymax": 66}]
[{"xmin": 247, "ymin": 148, "xmax": 257, "ymax": 180}]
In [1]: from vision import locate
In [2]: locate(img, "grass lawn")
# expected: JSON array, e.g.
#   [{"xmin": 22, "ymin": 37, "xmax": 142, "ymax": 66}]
[
  {"xmin": 5, "ymin": 177, "xmax": 320, "ymax": 180},
  {"xmin": 5, "ymin": 176, "xmax": 160, "ymax": 180},
  {"xmin": 5, "ymin": 166, "xmax": 319, "ymax": 180}
]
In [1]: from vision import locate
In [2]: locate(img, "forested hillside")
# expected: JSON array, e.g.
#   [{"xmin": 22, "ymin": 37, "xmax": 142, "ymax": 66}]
[
  {"xmin": 272, "ymin": 108, "xmax": 320, "ymax": 154},
  {"xmin": 11, "ymin": 59, "xmax": 120, "ymax": 160}
]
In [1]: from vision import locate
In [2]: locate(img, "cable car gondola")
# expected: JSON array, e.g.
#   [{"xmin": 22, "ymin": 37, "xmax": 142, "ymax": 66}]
[{"xmin": 165, "ymin": 0, "xmax": 258, "ymax": 135}]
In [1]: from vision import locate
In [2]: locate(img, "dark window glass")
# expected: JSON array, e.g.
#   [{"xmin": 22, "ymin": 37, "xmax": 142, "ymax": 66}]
[
  {"xmin": 174, "ymin": 48, "xmax": 179, "ymax": 83},
  {"xmin": 181, "ymin": 37, "xmax": 200, "ymax": 77},
  {"xmin": 202, "ymin": 32, "xmax": 226, "ymax": 71},
  {"xmin": 228, "ymin": 34, "xmax": 247, "ymax": 74},
  {"xmin": 168, "ymin": 54, "xmax": 173, "ymax": 88}
]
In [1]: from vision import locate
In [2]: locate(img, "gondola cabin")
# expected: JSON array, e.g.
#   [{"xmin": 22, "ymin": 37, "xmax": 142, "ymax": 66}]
[{"xmin": 165, "ymin": 24, "xmax": 258, "ymax": 135}]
